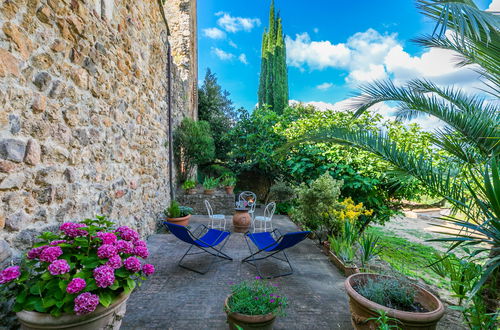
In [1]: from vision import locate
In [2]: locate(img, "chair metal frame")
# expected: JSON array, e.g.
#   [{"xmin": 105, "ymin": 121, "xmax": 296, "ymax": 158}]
[
  {"xmin": 253, "ymin": 202, "xmax": 276, "ymax": 232},
  {"xmin": 204, "ymin": 199, "xmax": 226, "ymax": 230},
  {"xmin": 242, "ymin": 229, "xmax": 310, "ymax": 279},
  {"xmin": 163, "ymin": 222, "xmax": 233, "ymax": 275},
  {"xmin": 238, "ymin": 191, "xmax": 257, "ymax": 221}
]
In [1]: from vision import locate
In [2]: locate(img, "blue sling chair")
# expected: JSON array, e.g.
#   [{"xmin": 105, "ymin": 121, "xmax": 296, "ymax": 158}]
[
  {"xmin": 242, "ymin": 229, "xmax": 311, "ymax": 278},
  {"xmin": 164, "ymin": 222, "xmax": 233, "ymax": 274}
]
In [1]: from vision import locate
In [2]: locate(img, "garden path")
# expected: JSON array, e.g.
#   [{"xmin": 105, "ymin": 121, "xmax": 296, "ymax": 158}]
[{"xmin": 121, "ymin": 214, "xmax": 352, "ymax": 329}]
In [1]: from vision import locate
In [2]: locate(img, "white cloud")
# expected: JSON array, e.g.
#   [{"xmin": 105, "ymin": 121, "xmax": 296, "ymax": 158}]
[
  {"xmin": 313, "ymin": 28, "xmax": 319, "ymax": 33},
  {"xmin": 239, "ymin": 53, "xmax": 248, "ymax": 65},
  {"xmin": 316, "ymin": 82, "xmax": 334, "ymax": 90},
  {"xmin": 212, "ymin": 48, "xmax": 234, "ymax": 61},
  {"xmin": 229, "ymin": 40, "xmax": 238, "ymax": 48},
  {"xmin": 286, "ymin": 28, "xmax": 484, "ymax": 90},
  {"xmin": 487, "ymin": 0, "xmax": 499, "ymax": 11},
  {"xmin": 216, "ymin": 12, "xmax": 261, "ymax": 33},
  {"xmin": 203, "ymin": 27, "xmax": 226, "ymax": 39}
]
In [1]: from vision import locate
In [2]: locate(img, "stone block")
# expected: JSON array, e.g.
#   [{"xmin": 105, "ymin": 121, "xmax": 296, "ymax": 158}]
[
  {"xmin": 0, "ymin": 49, "xmax": 20, "ymax": 77},
  {"xmin": 32, "ymin": 93, "xmax": 47, "ymax": 112},
  {"xmin": 5, "ymin": 210, "xmax": 30, "ymax": 231},
  {"xmin": 33, "ymin": 72, "xmax": 52, "ymax": 91},
  {"xmin": 2, "ymin": 22, "xmax": 33, "ymax": 59},
  {"xmin": 24, "ymin": 139, "xmax": 41, "ymax": 165},
  {"xmin": 0, "ymin": 160, "xmax": 15, "ymax": 173},
  {"xmin": 0, "ymin": 172, "xmax": 26, "ymax": 190},
  {"xmin": 0, "ymin": 139, "xmax": 27, "ymax": 163},
  {"xmin": 177, "ymin": 190, "xmax": 235, "ymax": 215},
  {"xmin": 0, "ymin": 240, "xmax": 11, "ymax": 264},
  {"xmin": 8, "ymin": 114, "xmax": 20, "ymax": 134}
]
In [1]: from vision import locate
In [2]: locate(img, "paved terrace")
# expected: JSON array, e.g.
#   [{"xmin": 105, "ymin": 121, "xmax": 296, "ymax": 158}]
[{"xmin": 121, "ymin": 214, "xmax": 352, "ymax": 329}]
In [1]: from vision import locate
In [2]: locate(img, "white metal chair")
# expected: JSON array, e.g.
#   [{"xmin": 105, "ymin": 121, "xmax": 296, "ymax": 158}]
[
  {"xmin": 238, "ymin": 191, "xmax": 257, "ymax": 221},
  {"xmin": 204, "ymin": 200, "xmax": 226, "ymax": 230},
  {"xmin": 253, "ymin": 202, "xmax": 276, "ymax": 233}
]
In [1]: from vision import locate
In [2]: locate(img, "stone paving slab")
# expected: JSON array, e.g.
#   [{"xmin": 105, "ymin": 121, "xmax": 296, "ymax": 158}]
[{"xmin": 122, "ymin": 215, "xmax": 352, "ymax": 330}]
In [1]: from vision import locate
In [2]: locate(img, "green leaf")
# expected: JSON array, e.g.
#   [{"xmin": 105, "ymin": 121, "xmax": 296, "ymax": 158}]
[
  {"xmin": 126, "ymin": 279, "xmax": 136, "ymax": 291},
  {"xmin": 42, "ymin": 298, "xmax": 56, "ymax": 308},
  {"xmin": 99, "ymin": 292, "xmax": 113, "ymax": 308},
  {"xmin": 16, "ymin": 291, "xmax": 27, "ymax": 304},
  {"xmin": 30, "ymin": 283, "xmax": 41, "ymax": 295}
]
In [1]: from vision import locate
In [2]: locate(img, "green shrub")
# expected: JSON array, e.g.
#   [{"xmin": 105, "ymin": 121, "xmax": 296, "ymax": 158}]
[
  {"xmin": 268, "ymin": 180, "xmax": 295, "ymax": 203},
  {"xmin": 226, "ymin": 279, "xmax": 287, "ymax": 316},
  {"xmin": 174, "ymin": 118, "xmax": 215, "ymax": 182},
  {"xmin": 164, "ymin": 201, "xmax": 193, "ymax": 218},
  {"xmin": 182, "ymin": 180, "xmax": 196, "ymax": 190},
  {"xmin": 221, "ymin": 175, "xmax": 237, "ymax": 187},
  {"xmin": 203, "ymin": 176, "xmax": 219, "ymax": 190},
  {"xmin": 293, "ymin": 173, "xmax": 343, "ymax": 244},
  {"xmin": 355, "ymin": 277, "xmax": 416, "ymax": 311}
]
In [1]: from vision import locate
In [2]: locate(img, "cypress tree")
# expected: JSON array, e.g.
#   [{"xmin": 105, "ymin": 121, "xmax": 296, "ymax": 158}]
[{"xmin": 257, "ymin": 0, "xmax": 289, "ymax": 114}]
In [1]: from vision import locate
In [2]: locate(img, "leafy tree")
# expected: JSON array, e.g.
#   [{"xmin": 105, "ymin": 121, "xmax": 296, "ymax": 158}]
[
  {"xmin": 174, "ymin": 118, "xmax": 215, "ymax": 182},
  {"xmin": 295, "ymin": 0, "xmax": 500, "ymax": 315},
  {"xmin": 198, "ymin": 68, "xmax": 237, "ymax": 161},
  {"xmin": 258, "ymin": 0, "xmax": 289, "ymax": 114}
]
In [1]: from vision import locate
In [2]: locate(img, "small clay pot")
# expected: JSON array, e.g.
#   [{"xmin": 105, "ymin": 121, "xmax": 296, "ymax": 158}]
[
  {"xmin": 186, "ymin": 188, "xmax": 197, "ymax": 195},
  {"xmin": 225, "ymin": 186, "xmax": 234, "ymax": 194},
  {"xmin": 204, "ymin": 189, "xmax": 215, "ymax": 195},
  {"xmin": 225, "ymin": 295, "xmax": 276, "ymax": 330},
  {"xmin": 166, "ymin": 214, "xmax": 191, "ymax": 227}
]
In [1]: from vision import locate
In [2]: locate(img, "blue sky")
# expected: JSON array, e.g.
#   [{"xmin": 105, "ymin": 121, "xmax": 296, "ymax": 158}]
[{"xmin": 198, "ymin": 0, "xmax": 496, "ymax": 119}]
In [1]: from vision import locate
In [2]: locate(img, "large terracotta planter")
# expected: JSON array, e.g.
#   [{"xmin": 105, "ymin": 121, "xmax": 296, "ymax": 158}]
[
  {"xmin": 167, "ymin": 214, "xmax": 191, "ymax": 227},
  {"xmin": 232, "ymin": 208, "xmax": 251, "ymax": 233},
  {"xmin": 328, "ymin": 249, "xmax": 359, "ymax": 276},
  {"xmin": 225, "ymin": 296, "xmax": 276, "ymax": 330},
  {"xmin": 345, "ymin": 273, "xmax": 444, "ymax": 330},
  {"xmin": 17, "ymin": 292, "xmax": 130, "ymax": 330}
]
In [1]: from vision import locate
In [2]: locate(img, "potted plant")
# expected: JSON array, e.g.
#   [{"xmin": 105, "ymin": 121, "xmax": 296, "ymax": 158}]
[
  {"xmin": 0, "ymin": 216, "xmax": 154, "ymax": 329},
  {"xmin": 221, "ymin": 176, "xmax": 237, "ymax": 194},
  {"xmin": 327, "ymin": 221, "xmax": 360, "ymax": 276},
  {"xmin": 344, "ymin": 273, "xmax": 444, "ymax": 329},
  {"xmin": 164, "ymin": 201, "xmax": 193, "ymax": 226},
  {"xmin": 203, "ymin": 177, "xmax": 219, "ymax": 195},
  {"xmin": 225, "ymin": 277, "xmax": 287, "ymax": 330},
  {"xmin": 182, "ymin": 180, "xmax": 197, "ymax": 195}
]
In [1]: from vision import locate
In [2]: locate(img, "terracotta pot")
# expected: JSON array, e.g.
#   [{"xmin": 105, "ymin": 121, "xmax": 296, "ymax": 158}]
[
  {"xmin": 17, "ymin": 291, "xmax": 130, "ymax": 330},
  {"xmin": 345, "ymin": 273, "xmax": 445, "ymax": 330},
  {"xmin": 232, "ymin": 209, "xmax": 251, "ymax": 233},
  {"xmin": 204, "ymin": 189, "xmax": 215, "ymax": 195},
  {"xmin": 224, "ymin": 186, "xmax": 234, "ymax": 194},
  {"xmin": 225, "ymin": 296, "xmax": 276, "ymax": 330},
  {"xmin": 167, "ymin": 214, "xmax": 191, "ymax": 227},
  {"xmin": 186, "ymin": 188, "xmax": 197, "ymax": 195},
  {"xmin": 328, "ymin": 250, "xmax": 359, "ymax": 276}
]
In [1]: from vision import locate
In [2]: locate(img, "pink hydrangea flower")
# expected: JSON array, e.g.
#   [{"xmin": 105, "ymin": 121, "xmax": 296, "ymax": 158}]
[
  {"xmin": 50, "ymin": 240, "xmax": 67, "ymax": 246},
  {"xmin": 97, "ymin": 244, "xmax": 117, "ymax": 259},
  {"xmin": 60, "ymin": 222, "xmax": 88, "ymax": 238},
  {"xmin": 74, "ymin": 292, "xmax": 99, "ymax": 315},
  {"xmin": 116, "ymin": 226, "xmax": 139, "ymax": 241},
  {"xmin": 106, "ymin": 255, "xmax": 122, "ymax": 269},
  {"xmin": 0, "ymin": 266, "xmax": 21, "ymax": 284},
  {"xmin": 134, "ymin": 240, "xmax": 147, "ymax": 248},
  {"xmin": 66, "ymin": 278, "xmax": 86, "ymax": 294},
  {"xmin": 27, "ymin": 246, "xmax": 47, "ymax": 259},
  {"xmin": 93, "ymin": 265, "xmax": 115, "ymax": 288},
  {"xmin": 123, "ymin": 257, "xmax": 141, "ymax": 273},
  {"xmin": 115, "ymin": 240, "xmax": 134, "ymax": 254},
  {"xmin": 96, "ymin": 232, "xmax": 117, "ymax": 245},
  {"xmin": 142, "ymin": 264, "xmax": 155, "ymax": 276},
  {"xmin": 133, "ymin": 246, "xmax": 149, "ymax": 259},
  {"xmin": 39, "ymin": 246, "xmax": 63, "ymax": 263},
  {"xmin": 48, "ymin": 259, "xmax": 70, "ymax": 275}
]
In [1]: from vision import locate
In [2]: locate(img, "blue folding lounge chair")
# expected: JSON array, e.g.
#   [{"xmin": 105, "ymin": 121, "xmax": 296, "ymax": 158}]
[
  {"xmin": 242, "ymin": 229, "xmax": 311, "ymax": 278},
  {"xmin": 164, "ymin": 222, "xmax": 233, "ymax": 274}
]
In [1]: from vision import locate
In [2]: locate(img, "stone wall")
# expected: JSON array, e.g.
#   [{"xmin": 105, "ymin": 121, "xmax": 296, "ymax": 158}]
[
  {"xmin": 178, "ymin": 190, "xmax": 235, "ymax": 216},
  {"xmin": 0, "ymin": 0, "xmax": 198, "ymax": 264}
]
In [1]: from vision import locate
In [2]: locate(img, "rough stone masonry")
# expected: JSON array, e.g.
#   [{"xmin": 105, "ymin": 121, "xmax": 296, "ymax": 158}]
[{"xmin": 0, "ymin": 0, "xmax": 198, "ymax": 264}]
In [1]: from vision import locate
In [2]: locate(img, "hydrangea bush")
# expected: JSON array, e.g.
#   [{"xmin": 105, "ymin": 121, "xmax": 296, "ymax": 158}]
[
  {"xmin": 0, "ymin": 216, "xmax": 154, "ymax": 317},
  {"xmin": 226, "ymin": 277, "xmax": 288, "ymax": 316}
]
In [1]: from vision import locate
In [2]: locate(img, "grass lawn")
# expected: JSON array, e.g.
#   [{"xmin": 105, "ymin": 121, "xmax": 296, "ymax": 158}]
[{"xmin": 366, "ymin": 226, "xmax": 449, "ymax": 289}]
